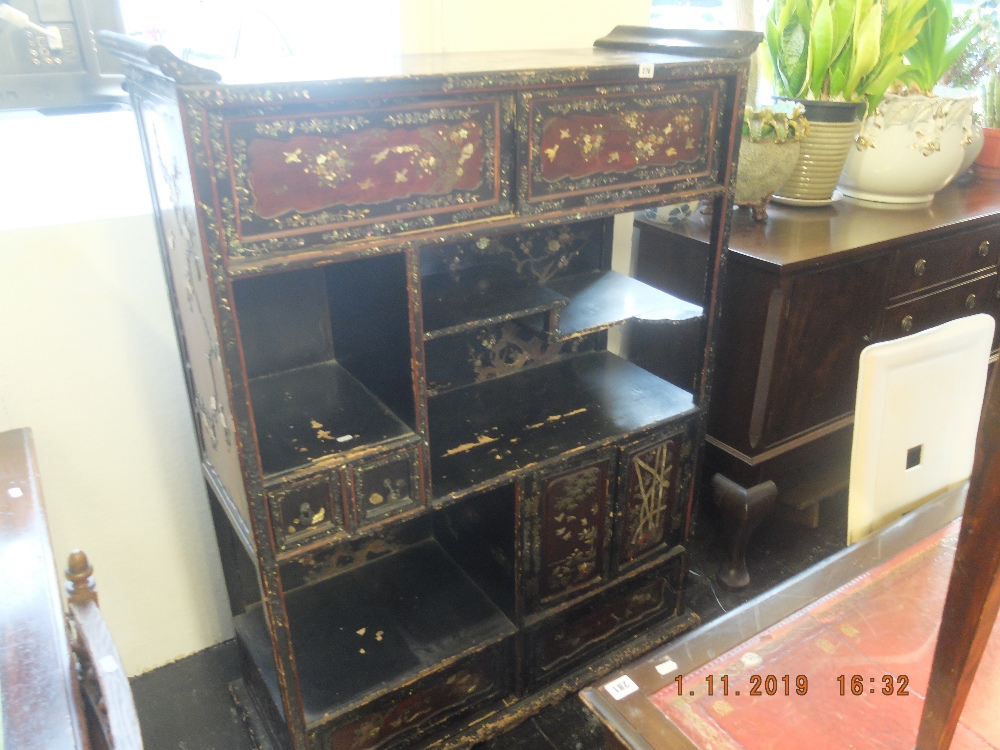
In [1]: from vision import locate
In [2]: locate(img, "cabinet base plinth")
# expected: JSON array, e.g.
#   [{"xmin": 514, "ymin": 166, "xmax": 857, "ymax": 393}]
[{"xmin": 231, "ymin": 610, "xmax": 700, "ymax": 750}]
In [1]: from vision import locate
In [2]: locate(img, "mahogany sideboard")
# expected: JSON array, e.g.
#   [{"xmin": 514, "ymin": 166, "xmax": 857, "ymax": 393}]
[
  {"xmin": 101, "ymin": 30, "xmax": 757, "ymax": 750},
  {"xmin": 633, "ymin": 183, "xmax": 1000, "ymax": 587}
]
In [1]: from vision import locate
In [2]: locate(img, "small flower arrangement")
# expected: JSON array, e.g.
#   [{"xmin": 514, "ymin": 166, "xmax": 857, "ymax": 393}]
[
  {"xmin": 742, "ymin": 103, "xmax": 810, "ymax": 143},
  {"xmin": 734, "ymin": 103, "xmax": 810, "ymax": 221}
]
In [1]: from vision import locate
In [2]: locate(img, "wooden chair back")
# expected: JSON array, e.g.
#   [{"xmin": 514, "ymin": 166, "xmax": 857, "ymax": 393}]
[{"xmin": 0, "ymin": 427, "xmax": 143, "ymax": 750}]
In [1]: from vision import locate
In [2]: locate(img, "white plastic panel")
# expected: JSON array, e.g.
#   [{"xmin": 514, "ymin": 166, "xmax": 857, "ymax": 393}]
[{"xmin": 847, "ymin": 314, "xmax": 994, "ymax": 545}]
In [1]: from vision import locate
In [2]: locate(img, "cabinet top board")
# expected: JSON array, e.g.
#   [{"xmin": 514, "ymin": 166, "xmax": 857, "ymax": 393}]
[{"xmin": 97, "ymin": 29, "xmax": 756, "ymax": 93}]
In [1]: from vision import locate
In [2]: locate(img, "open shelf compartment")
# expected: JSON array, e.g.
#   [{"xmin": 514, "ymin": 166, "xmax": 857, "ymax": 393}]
[
  {"xmin": 233, "ymin": 253, "xmax": 417, "ymax": 480},
  {"xmin": 249, "ymin": 360, "xmax": 415, "ymax": 478},
  {"xmin": 549, "ymin": 270, "xmax": 702, "ymax": 338},
  {"xmin": 428, "ymin": 350, "xmax": 696, "ymax": 498},
  {"xmin": 422, "ymin": 264, "xmax": 568, "ymax": 340},
  {"xmin": 235, "ymin": 539, "xmax": 517, "ymax": 728}
]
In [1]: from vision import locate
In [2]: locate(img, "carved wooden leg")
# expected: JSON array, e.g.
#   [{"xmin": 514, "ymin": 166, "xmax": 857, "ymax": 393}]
[{"xmin": 712, "ymin": 474, "xmax": 777, "ymax": 590}]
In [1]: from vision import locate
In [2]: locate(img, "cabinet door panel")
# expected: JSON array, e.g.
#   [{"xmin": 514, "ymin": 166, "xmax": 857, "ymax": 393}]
[
  {"xmin": 760, "ymin": 257, "xmax": 890, "ymax": 448},
  {"xmin": 615, "ymin": 428, "xmax": 690, "ymax": 571},
  {"xmin": 522, "ymin": 450, "xmax": 615, "ymax": 614}
]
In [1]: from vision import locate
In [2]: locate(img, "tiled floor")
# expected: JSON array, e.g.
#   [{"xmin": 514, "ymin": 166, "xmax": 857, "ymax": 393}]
[{"xmin": 650, "ymin": 519, "xmax": 1000, "ymax": 749}]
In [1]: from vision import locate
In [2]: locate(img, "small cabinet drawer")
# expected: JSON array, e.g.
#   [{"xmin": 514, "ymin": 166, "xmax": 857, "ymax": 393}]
[
  {"xmin": 211, "ymin": 96, "xmax": 514, "ymax": 262},
  {"xmin": 888, "ymin": 225, "xmax": 999, "ymax": 299},
  {"xmin": 516, "ymin": 81, "xmax": 725, "ymax": 215},
  {"xmin": 348, "ymin": 445, "xmax": 423, "ymax": 526},
  {"xmin": 878, "ymin": 272, "xmax": 998, "ymax": 341},
  {"xmin": 523, "ymin": 561, "xmax": 681, "ymax": 689},
  {"xmin": 313, "ymin": 639, "xmax": 514, "ymax": 750},
  {"xmin": 614, "ymin": 428, "xmax": 691, "ymax": 572},
  {"xmin": 268, "ymin": 474, "xmax": 346, "ymax": 552},
  {"xmin": 521, "ymin": 450, "xmax": 616, "ymax": 614}
]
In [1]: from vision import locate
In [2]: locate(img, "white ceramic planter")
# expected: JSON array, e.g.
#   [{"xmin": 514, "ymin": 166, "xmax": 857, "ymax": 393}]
[{"xmin": 838, "ymin": 93, "xmax": 976, "ymax": 205}]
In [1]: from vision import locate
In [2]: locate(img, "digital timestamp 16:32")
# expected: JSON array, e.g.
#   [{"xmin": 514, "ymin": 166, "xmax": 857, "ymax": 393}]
[{"xmin": 673, "ymin": 674, "xmax": 911, "ymax": 696}]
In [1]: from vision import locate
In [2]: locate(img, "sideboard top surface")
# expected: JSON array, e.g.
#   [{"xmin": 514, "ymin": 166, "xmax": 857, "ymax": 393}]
[{"xmin": 665, "ymin": 182, "xmax": 1000, "ymax": 274}]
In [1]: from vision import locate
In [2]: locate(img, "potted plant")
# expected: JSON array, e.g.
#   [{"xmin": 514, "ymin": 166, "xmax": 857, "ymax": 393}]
[
  {"xmin": 734, "ymin": 103, "xmax": 810, "ymax": 220},
  {"xmin": 837, "ymin": 0, "xmax": 981, "ymax": 203},
  {"xmin": 979, "ymin": 73, "xmax": 1000, "ymax": 178},
  {"xmin": 764, "ymin": 0, "xmax": 932, "ymax": 203},
  {"xmin": 943, "ymin": 4, "xmax": 1000, "ymax": 179}
]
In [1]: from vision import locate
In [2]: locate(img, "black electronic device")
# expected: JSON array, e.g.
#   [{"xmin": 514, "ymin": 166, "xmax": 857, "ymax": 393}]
[{"xmin": 0, "ymin": 0, "xmax": 125, "ymax": 111}]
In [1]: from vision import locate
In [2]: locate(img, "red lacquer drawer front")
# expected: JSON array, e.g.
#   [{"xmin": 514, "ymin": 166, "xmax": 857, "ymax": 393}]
[
  {"xmin": 517, "ymin": 82, "xmax": 724, "ymax": 213},
  {"xmin": 214, "ymin": 97, "xmax": 513, "ymax": 259}
]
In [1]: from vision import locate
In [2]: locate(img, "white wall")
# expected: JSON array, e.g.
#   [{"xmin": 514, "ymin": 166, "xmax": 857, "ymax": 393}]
[
  {"xmin": 0, "ymin": 0, "xmax": 651, "ymax": 676},
  {"xmin": 402, "ymin": 0, "xmax": 651, "ymax": 54},
  {"xmin": 0, "ymin": 111, "xmax": 233, "ymax": 675}
]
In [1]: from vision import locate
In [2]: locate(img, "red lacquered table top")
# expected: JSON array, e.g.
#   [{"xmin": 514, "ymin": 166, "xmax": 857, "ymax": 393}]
[{"xmin": 647, "ymin": 519, "xmax": 999, "ymax": 749}]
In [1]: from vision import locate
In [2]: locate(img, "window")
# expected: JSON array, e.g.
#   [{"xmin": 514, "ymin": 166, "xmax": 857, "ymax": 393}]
[{"xmin": 119, "ymin": 0, "xmax": 401, "ymax": 63}]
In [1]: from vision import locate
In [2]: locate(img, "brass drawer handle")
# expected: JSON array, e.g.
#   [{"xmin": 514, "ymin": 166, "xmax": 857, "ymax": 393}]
[
  {"xmin": 914, "ymin": 259, "xmax": 927, "ymax": 276},
  {"xmin": 966, "ymin": 293, "xmax": 977, "ymax": 310},
  {"xmin": 979, "ymin": 240, "xmax": 990, "ymax": 258},
  {"xmin": 901, "ymin": 315, "xmax": 913, "ymax": 332}
]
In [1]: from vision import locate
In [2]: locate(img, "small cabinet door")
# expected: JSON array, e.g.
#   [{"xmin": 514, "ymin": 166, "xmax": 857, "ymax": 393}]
[
  {"xmin": 521, "ymin": 449, "xmax": 616, "ymax": 614},
  {"xmin": 613, "ymin": 427, "xmax": 691, "ymax": 573}
]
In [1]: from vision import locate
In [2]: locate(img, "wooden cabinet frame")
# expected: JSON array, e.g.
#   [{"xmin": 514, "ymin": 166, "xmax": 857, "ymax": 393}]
[{"xmin": 103, "ymin": 31, "xmax": 753, "ymax": 750}]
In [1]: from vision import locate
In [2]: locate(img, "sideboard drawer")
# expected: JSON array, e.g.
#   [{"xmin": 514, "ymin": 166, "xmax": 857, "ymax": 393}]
[
  {"xmin": 516, "ymin": 81, "xmax": 725, "ymax": 215},
  {"xmin": 878, "ymin": 272, "xmax": 998, "ymax": 341},
  {"xmin": 213, "ymin": 96, "xmax": 514, "ymax": 261},
  {"xmin": 888, "ymin": 225, "xmax": 999, "ymax": 299}
]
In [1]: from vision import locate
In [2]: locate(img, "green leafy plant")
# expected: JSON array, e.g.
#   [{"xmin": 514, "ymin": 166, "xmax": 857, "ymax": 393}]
[
  {"xmin": 900, "ymin": 0, "xmax": 981, "ymax": 93},
  {"xmin": 765, "ymin": 0, "xmax": 931, "ymax": 110},
  {"xmin": 986, "ymin": 73, "xmax": 1000, "ymax": 128},
  {"xmin": 742, "ymin": 102, "xmax": 811, "ymax": 142},
  {"xmin": 942, "ymin": 3, "xmax": 1000, "ymax": 127}
]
